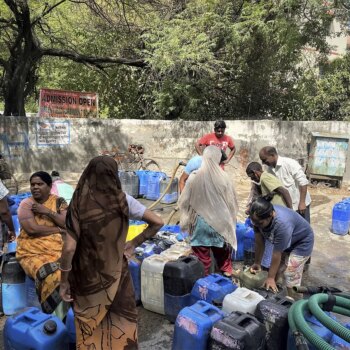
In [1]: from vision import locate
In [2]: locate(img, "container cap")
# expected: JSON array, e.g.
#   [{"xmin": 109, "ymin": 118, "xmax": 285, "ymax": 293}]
[{"xmin": 43, "ymin": 320, "xmax": 57, "ymax": 334}]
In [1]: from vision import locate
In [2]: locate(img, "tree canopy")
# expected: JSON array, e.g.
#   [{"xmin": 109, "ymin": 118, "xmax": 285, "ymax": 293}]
[{"xmin": 1, "ymin": 0, "xmax": 350, "ymax": 120}]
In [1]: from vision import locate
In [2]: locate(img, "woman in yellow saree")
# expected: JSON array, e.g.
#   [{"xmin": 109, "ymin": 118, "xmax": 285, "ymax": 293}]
[{"xmin": 16, "ymin": 171, "xmax": 68, "ymax": 318}]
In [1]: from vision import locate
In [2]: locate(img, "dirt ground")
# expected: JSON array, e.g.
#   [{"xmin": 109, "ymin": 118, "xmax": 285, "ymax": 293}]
[
  {"xmin": 0, "ymin": 170, "xmax": 350, "ymax": 349},
  {"xmin": 136, "ymin": 171, "xmax": 350, "ymax": 349}
]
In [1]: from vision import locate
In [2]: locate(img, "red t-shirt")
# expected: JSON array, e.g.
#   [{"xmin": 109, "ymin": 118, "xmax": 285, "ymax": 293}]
[{"xmin": 198, "ymin": 133, "xmax": 235, "ymax": 151}]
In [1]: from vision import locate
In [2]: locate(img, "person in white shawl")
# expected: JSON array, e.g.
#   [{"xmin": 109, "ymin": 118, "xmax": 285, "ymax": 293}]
[{"xmin": 179, "ymin": 145, "xmax": 238, "ymax": 276}]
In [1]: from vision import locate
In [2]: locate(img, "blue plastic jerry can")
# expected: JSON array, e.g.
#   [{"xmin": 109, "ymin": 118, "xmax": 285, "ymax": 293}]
[
  {"xmin": 65, "ymin": 308, "xmax": 76, "ymax": 350},
  {"xmin": 191, "ymin": 273, "xmax": 237, "ymax": 305},
  {"xmin": 12, "ymin": 214, "xmax": 20, "ymax": 236},
  {"xmin": 25, "ymin": 275, "xmax": 41, "ymax": 308},
  {"xmin": 172, "ymin": 300, "xmax": 225, "ymax": 350},
  {"xmin": 332, "ymin": 202, "xmax": 350, "ymax": 235},
  {"xmin": 233, "ymin": 222, "xmax": 246, "ymax": 261},
  {"xmin": 4, "ymin": 307, "xmax": 69, "ymax": 350},
  {"xmin": 128, "ymin": 258, "xmax": 142, "ymax": 304},
  {"xmin": 2, "ymin": 254, "xmax": 26, "ymax": 315}
]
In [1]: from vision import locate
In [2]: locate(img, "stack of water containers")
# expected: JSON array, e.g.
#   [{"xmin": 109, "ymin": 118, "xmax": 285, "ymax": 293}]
[
  {"xmin": 159, "ymin": 177, "xmax": 179, "ymax": 204},
  {"xmin": 128, "ymin": 224, "xmax": 190, "ymax": 305},
  {"xmin": 135, "ymin": 170, "xmax": 150, "ymax": 197},
  {"xmin": 119, "ymin": 170, "xmax": 179, "ymax": 201},
  {"xmin": 157, "ymin": 224, "xmax": 189, "ymax": 242},
  {"xmin": 222, "ymin": 287, "xmax": 265, "ymax": 315},
  {"xmin": 172, "ymin": 300, "xmax": 225, "ymax": 350},
  {"xmin": 1, "ymin": 253, "xmax": 26, "ymax": 315},
  {"xmin": 209, "ymin": 311, "xmax": 266, "ymax": 349},
  {"xmin": 191, "ymin": 274, "xmax": 237, "ymax": 305},
  {"xmin": 25, "ymin": 275, "xmax": 41, "ymax": 308},
  {"xmin": 173, "ymin": 279, "xmax": 269, "ymax": 350},
  {"xmin": 233, "ymin": 222, "xmax": 246, "ymax": 261},
  {"xmin": 163, "ymin": 255, "xmax": 205, "ymax": 322},
  {"xmin": 7, "ymin": 214, "xmax": 20, "ymax": 253},
  {"xmin": 145, "ymin": 171, "xmax": 167, "ymax": 200},
  {"xmin": 255, "ymin": 295, "xmax": 294, "ymax": 350},
  {"xmin": 134, "ymin": 170, "xmax": 179, "ymax": 202},
  {"xmin": 5, "ymin": 192, "xmax": 31, "ymax": 253},
  {"xmin": 119, "ymin": 171, "xmax": 139, "ymax": 198},
  {"xmin": 141, "ymin": 242, "xmax": 192, "ymax": 315},
  {"xmin": 332, "ymin": 197, "xmax": 350, "ymax": 235},
  {"xmin": 7, "ymin": 192, "xmax": 31, "ymax": 216},
  {"xmin": 243, "ymin": 218, "xmax": 255, "ymax": 265},
  {"xmin": 231, "ymin": 219, "xmax": 255, "ymax": 263}
]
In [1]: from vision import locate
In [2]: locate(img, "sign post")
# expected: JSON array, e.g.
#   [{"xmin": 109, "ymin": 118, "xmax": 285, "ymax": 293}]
[
  {"xmin": 39, "ymin": 88, "xmax": 98, "ymax": 118},
  {"xmin": 36, "ymin": 121, "xmax": 70, "ymax": 146}
]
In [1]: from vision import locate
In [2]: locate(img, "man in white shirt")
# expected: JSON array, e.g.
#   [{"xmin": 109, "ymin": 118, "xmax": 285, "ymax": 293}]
[{"xmin": 259, "ymin": 146, "xmax": 311, "ymax": 223}]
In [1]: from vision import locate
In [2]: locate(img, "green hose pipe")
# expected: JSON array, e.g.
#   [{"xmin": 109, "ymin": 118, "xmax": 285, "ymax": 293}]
[
  {"xmin": 308, "ymin": 294, "xmax": 350, "ymax": 343},
  {"xmin": 288, "ymin": 293, "xmax": 350, "ymax": 350},
  {"xmin": 288, "ymin": 301, "xmax": 298, "ymax": 333},
  {"xmin": 335, "ymin": 292, "xmax": 350, "ymax": 300},
  {"xmin": 291, "ymin": 299, "xmax": 335, "ymax": 350},
  {"xmin": 288, "ymin": 302, "xmax": 310, "ymax": 350}
]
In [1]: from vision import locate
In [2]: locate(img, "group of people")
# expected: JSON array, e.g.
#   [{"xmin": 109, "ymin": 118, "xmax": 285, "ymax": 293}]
[
  {"xmin": 179, "ymin": 121, "xmax": 314, "ymax": 301},
  {"xmin": 6, "ymin": 160, "xmax": 163, "ymax": 349},
  {"xmin": 0, "ymin": 119, "xmax": 314, "ymax": 349}
]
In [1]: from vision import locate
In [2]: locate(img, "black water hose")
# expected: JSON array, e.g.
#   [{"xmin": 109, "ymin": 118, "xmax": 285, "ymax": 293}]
[{"xmin": 294, "ymin": 286, "xmax": 342, "ymax": 295}]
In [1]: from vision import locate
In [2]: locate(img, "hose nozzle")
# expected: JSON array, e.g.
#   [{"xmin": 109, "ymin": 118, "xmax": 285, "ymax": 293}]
[
  {"xmin": 293, "ymin": 331, "xmax": 309, "ymax": 350},
  {"xmin": 293, "ymin": 286, "xmax": 342, "ymax": 295}
]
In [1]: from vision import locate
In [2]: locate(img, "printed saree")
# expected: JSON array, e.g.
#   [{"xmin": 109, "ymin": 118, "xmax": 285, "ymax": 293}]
[
  {"xmin": 16, "ymin": 194, "xmax": 68, "ymax": 317},
  {"xmin": 66, "ymin": 156, "xmax": 137, "ymax": 350}
]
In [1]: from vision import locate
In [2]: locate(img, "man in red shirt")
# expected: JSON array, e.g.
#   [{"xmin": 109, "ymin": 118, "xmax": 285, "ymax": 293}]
[{"xmin": 195, "ymin": 120, "xmax": 236, "ymax": 166}]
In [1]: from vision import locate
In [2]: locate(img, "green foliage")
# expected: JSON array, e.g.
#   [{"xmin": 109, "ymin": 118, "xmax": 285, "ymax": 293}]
[
  {"xmin": 24, "ymin": 2, "xmax": 143, "ymax": 119},
  {"xmin": 294, "ymin": 54, "xmax": 350, "ymax": 121},
  {"xmin": 2, "ymin": 0, "xmax": 350, "ymax": 120},
  {"xmin": 139, "ymin": 0, "xmax": 338, "ymax": 120},
  {"xmin": 31, "ymin": 57, "xmax": 142, "ymax": 119}
]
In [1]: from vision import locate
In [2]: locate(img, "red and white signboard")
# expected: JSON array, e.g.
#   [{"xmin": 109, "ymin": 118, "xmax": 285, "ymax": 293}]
[{"xmin": 39, "ymin": 88, "xmax": 98, "ymax": 118}]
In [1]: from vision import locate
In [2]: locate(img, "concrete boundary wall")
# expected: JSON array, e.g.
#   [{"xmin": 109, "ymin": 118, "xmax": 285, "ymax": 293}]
[{"xmin": 1, "ymin": 116, "xmax": 349, "ymax": 182}]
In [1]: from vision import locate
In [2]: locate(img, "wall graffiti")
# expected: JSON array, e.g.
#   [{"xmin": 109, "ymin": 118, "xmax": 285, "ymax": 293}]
[{"xmin": 0, "ymin": 132, "xmax": 29, "ymax": 158}]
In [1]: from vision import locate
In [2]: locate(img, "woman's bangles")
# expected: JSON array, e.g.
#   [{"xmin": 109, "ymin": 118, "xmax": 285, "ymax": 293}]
[{"xmin": 58, "ymin": 263, "xmax": 72, "ymax": 272}]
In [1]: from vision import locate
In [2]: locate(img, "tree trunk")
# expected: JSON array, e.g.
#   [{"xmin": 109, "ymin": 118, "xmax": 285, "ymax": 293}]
[
  {"xmin": 3, "ymin": 40, "xmax": 41, "ymax": 116},
  {"xmin": 3, "ymin": 77, "xmax": 27, "ymax": 117}
]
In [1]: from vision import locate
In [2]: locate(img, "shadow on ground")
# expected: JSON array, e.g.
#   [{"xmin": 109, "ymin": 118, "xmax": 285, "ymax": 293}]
[{"xmin": 0, "ymin": 170, "xmax": 349, "ymax": 350}]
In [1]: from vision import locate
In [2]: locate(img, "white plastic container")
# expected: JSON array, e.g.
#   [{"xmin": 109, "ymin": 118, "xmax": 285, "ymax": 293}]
[
  {"xmin": 222, "ymin": 287, "xmax": 265, "ymax": 314},
  {"xmin": 165, "ymin": 242, "xmax": 192, "ymax": 256},
  {"xmin": 141, "ymin": 254, "xmax": 169, "ymax": 314},
  {"xmin": 160, "ymin": 250, "xmax": 187, "ymax": 261}
]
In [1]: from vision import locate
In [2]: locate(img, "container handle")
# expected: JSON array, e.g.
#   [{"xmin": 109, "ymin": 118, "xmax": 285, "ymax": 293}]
[
  {"xmin": 217, "ymin": 276, "xmax": 230, "ymax": 285},
  {"xmin": 238, "ymin": 316, "xmax": 253, "ymax": 328},
  {"xmin": 20, "ymin": 311, "xmax": 50, "ymax": 327},
  {"xmin": 181, "ymin": 257, "xmax": 193, "ymax": 263},
  {"xmin": 204, "ymin": 307, "xmax": 220, "ymax": 317}
]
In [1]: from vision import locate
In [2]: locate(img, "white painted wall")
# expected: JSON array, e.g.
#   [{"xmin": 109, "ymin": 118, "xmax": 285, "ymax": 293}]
[{"xmin": 1, "ymin": 117, "xmax": 349, "ymax": 183}]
